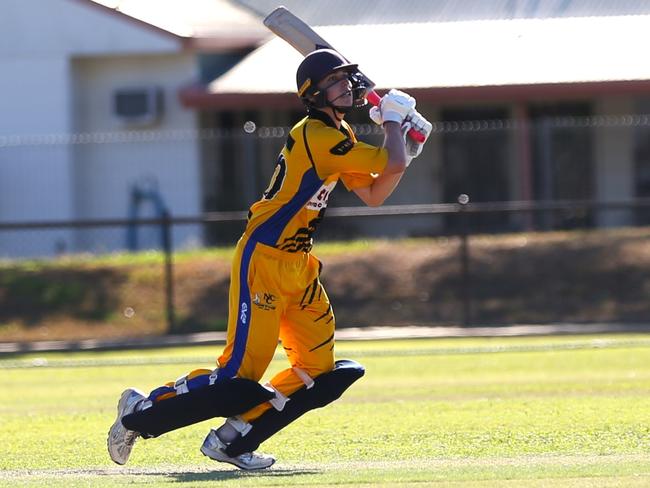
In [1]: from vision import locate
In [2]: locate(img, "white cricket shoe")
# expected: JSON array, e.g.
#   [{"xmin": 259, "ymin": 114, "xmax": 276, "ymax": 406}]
[
  {"xmin": 200, "ymin": 429, "xmax": 275, "ymax": 470},
  {"xmin": 107, "ymin": 387, "xmax": 146, "ymax": 465}
]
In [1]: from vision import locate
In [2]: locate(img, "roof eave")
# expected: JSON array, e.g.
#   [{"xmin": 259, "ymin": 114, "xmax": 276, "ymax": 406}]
[
  {"xmin": 179, "ymin": 85, "xmax": 303, "ymax": 110},
  {"xmin": 77, "ymin": 0, "xmax": 266, "ymax": 53},
  {"xmin": 405, "ymin": 80, "xmax": 650, "ymax": 104},
  {"xmin": 180, "ymin": 79, "xmax": 650, "ymax": 110},
  {"xmin": 74, "ymin": 0, "xmax": 185, "ymax": 44},
  {"xmin": 183, "ymin": 34, "xmax": 270, "ymax": 52}
]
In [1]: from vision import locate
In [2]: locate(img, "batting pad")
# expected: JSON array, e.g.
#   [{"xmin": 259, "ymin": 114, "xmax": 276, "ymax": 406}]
[
  {"xmin": 121, "ymin": 378, "xmax": 275, "ymax": 438},
  {"xmin": 225, "ymin": 359, "xmax": 365, "ymax": 457}
]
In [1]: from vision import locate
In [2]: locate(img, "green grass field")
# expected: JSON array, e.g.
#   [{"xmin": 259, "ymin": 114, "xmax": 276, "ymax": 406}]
[{"xmin": 2, "ymin": 335, "xmax": 650, "ymax": 487}]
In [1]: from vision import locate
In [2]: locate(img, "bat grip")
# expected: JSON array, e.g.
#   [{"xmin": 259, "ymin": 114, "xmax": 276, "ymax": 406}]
[
  {"xmin": 367, "ymin": 90, "xmax": 426, "ymax": 143},
  {"xmin": 366, "ymin": 91, "xmax": 381, "ymax": 106}
]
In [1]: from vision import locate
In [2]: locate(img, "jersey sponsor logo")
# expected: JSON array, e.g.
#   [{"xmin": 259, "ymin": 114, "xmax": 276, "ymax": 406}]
[
  {"xmin": 329, "ymin": 138, "xmax": 354, "ymax": 155},
  {"xmin": 305, "ymin": 181, "xmax": 336, "ymax": 211},
  {"xmin": 252, "ymin": 292, "xmax": 277, "ymax": 311}
]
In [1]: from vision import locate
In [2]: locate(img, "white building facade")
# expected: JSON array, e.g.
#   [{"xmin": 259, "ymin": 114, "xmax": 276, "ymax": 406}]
[
  {"xmin": 0, "ymin": 0, "xmax": 257, "ymax": 257},
  {"xmin": 3, "ymin": 1, "xmax": 650, "ymax": 257}
]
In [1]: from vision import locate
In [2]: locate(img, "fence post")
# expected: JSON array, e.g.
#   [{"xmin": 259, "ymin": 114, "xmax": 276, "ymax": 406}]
[
  {"xmin": 161, "ymin": 210, "xmax": 176, "ymax": 333},
  {"xmin": 458, "ymin": 194, "xmax": 471, "ymax": 326}
]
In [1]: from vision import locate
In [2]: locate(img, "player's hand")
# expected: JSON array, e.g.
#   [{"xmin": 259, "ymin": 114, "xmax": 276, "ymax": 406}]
[
  {"xmin": 403, "ymin": 111, "xmax": 432, "ymax": 167},
  {"xmin": 368, "ymin": 89, "xmax": 415, "ymax": 125},
  {"xmin": 369, "ymin": 105, "xmax": 383, "ymax": 125},
  {"xmin": 380, "ymin": 89, "xmax": 416, "ymax": 124}
]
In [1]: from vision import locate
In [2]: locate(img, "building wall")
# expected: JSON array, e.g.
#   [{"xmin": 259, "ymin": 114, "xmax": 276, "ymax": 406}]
[
  {"xmin": 0, "ymin": 49, "xmax": 77, "ymax": 257},
  {"xmin": 71, "ymin": 54, "xmax": 202, "ymax": 253},
  {"xmin": 0, "ymin": 56, "xmax": 74, "ymax": 223},
  {"xmin": 0, "ymin": 0, "xmax": 197, "ymax": 257}
]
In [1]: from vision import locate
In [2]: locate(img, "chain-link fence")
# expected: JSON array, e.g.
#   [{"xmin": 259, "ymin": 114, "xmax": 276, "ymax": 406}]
[{"xmin": 2, "ymin": 115, "xmax": 650, "ymax": 340}]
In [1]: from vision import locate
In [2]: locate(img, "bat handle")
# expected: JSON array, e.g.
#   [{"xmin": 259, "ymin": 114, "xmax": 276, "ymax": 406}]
[
  {"xmin": 366, "ymin": 91, "xmax": 381, "ymax": 106},
  {"xmin": 367, "ymin": 91, "xmax": 426, "ymax": 143}
]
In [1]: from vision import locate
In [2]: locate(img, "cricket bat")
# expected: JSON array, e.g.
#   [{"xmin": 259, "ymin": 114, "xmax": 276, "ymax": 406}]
[{"xmin": 263, "ymin": 6, "xmax": 426, "ymax": 143}]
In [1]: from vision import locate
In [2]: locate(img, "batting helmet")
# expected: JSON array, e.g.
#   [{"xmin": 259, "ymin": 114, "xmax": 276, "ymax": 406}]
[{"xmin": 296, "ymin": 49, "xmax": 368, "ymax": 110}]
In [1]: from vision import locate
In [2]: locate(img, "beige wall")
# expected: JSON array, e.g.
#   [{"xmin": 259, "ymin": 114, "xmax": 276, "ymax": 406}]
[{"xmin": 71, "ymin": 53, "xmax": 202, "ymax": 251}]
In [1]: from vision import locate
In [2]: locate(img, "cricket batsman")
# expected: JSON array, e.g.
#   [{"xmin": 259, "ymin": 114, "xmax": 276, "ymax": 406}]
[{"xmin": 108, "ymin": 48, "xmax": 432, "ymax": 470}]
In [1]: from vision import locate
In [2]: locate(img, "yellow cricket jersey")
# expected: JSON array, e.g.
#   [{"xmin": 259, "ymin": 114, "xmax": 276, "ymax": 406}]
[{"xmin": 245, "ymin": 110, "xmax": 388, "ymax": 253}]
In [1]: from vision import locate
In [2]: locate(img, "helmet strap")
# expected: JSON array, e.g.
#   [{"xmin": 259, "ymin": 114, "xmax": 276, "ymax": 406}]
[
  {"xmin": 328, "ymin": 102, "xmax": 351, "ymax": 120},
  {"xmin": 325, "ymin": 87, "xmax": 354, "ymax": 117}
]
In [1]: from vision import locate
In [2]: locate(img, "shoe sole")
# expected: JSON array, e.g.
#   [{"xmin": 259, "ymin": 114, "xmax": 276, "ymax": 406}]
[{"xmin": 200, "ymin": 445, "xmax": 275, "ymax": 470}]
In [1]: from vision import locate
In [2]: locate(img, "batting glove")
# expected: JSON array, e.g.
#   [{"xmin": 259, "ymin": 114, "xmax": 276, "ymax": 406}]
[
  {"xmin": 403, "ymin": 111, "xmax": 432, "ymax": 167},
  {"xmin": 369, "ymin": 105, "xmax": 383, "ymax": 125},
  {"xmin": 379, "ymin": 89, "xmax": 416, "ymax": 124}
]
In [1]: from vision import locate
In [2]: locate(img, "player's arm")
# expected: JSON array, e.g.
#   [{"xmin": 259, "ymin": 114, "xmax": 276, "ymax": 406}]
[
  {"xmin": 353, "ymin": 90, "xmax": 418, "ymax": 207},
  {"xmin": 353, "ymin": 123, "xmax": 406, "ymax": 207},
  {"xmin": 355, "ymin": 91, "xmax": 433, "ymax": 206},
  {"xmin": 380, "ymin": 121, "xmax": 407, "ymax": 175}
]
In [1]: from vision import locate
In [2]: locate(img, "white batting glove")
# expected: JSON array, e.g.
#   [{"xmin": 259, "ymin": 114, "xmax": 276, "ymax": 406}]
[
  {"xmin": 369, "ymin": 89, "xmax": 417, "ymax": 125},
  {"xmin": 369, "ymin": 105, "xmax": 383, "ymax": 125},
  {"xmin": 380, "ymin": 89, "xmax": 416, "ymax": 124},
  {"xmin": 403, "ymin": 111, "xmax": 432, "ymax": 167}
]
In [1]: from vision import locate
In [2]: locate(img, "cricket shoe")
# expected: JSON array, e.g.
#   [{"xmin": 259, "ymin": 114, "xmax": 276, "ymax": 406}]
[
  {"xmin": 107, "ymin": 387, "xmax": 146, "ymax": 465},
  {"xmin": 200, "ymin": 429, "xmax": 276, "ymax": 470}
]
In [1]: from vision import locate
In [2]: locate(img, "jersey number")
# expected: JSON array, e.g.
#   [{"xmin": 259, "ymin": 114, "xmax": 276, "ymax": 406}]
[{"xmin": 263, "ymin": 154, "xmax": 287, "ymax": 200}]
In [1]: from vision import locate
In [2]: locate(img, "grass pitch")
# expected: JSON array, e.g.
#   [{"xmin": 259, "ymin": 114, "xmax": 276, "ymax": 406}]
[{"xmin": 1, "ymin": 335, "xmax": 650, "ymax": 487}]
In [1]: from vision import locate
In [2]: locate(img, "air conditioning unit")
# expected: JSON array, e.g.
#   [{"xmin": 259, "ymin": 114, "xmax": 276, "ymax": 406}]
[{"xmin": 113, "ymin": 87, "xmax": 164, "ymax": 126}]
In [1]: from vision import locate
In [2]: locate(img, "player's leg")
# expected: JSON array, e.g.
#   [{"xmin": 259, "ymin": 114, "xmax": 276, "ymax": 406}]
[
  {"xmin": 142, "ymin": 236, "xmax": 282, "ymax": 405},
  {"xmin": 108, "ymin": 376, "xmax": 273, "ymax": 465},
  {"xmin": 236, "ymin": 254, "xmax": 334, "ymax": 423},
  {"xmin": 138, "ymin": 235, "xmax": 281, "ymax": 403},
  {"xmin": 201, "ymin": 240, "xmax": 292, "ymax": 470},
  {"xmin": 107, "ymin": 237, "xmax": 280, "ymax": 466},
  {"xmin": 222, "ymin": 256, "xmax": 364, "ymax": 457},
  {"xmin": 216, "ymin": 237, "xmax": 285, "ymax": 382}
]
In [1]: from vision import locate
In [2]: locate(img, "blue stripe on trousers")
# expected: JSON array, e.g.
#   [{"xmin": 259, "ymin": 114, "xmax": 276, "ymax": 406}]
[
  {"xmin": 217, "ymin": 168, "xmax": 323, "ymax": 380},
  {"xmin": 217, "ymin": 237, "xmax": 256, "ymax": 380}
]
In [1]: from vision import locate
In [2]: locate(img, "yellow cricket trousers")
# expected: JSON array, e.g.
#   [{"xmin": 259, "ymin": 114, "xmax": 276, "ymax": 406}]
[{"xmin": 216, "ymin": 233, "xmax": 336, "ymax": 422}]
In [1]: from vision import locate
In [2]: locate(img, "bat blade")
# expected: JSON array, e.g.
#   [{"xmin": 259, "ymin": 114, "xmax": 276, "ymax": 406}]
[
  {"xmin": 263, "ymin": 7, "xmax": 333, "ymax": 56},
  {"xmin": 263, "ymin": 7, "xmax": 426, "ymax": 143},
  {"xmin": 263, "ymin": 6, "xmax": 375, "ymax": 90}
]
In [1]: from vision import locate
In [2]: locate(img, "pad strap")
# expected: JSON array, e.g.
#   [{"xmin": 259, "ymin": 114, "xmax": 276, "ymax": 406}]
[
  {"xmin": 226, "ymin": 416, "xmax": 252, "ymax": 437},
  {"xmin": 174, "ymin": 376, "xmax": 190, "ymax": 395},
  {"xmin": 292, "ymin": 366, "xmax": 315, "ymax": 389},
  {"xmin": 264, "ymin": 382, "xmax": 290, "ymax": 411}
]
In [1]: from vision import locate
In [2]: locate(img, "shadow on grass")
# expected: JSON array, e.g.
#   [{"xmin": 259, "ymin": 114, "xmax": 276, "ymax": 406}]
[{"xmin": 161, "ymin": 467, "xmax": 321, "ymax": 483}]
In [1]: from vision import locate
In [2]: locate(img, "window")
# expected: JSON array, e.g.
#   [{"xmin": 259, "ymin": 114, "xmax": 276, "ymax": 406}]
[
  {"xmin": 441, "ymin": 107, "xmax": 510, "ymax": 233},
  {"xmin": 529, "ymin": 102, "xmax": 594, "ymax": 229}
]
